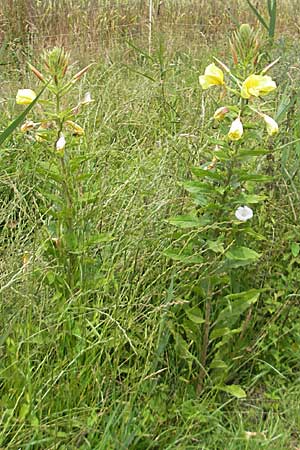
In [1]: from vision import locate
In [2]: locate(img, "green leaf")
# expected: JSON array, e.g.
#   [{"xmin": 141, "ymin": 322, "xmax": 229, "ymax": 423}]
[
  {"xmin": 166, "ymin": 214, "xmax": 209, "ymax": 229},
  {"xmin": 164, "ymin": 250, "xmax": 204, "ymax": 264},
  {"xmin": 182, "ymin": 181, "xmax": 216, "ymax": 194},
  {"xmin": 236, "ymin": 148, "xmax": 270, "ymax": 159},
  {"xmin": 86, "ymin": 233, "xmax": 114, "ymax": 246},
  {"xmin": 224, "ymin": 246, "xmax": 261, "ymax": 268},
  {"xmin": 226, "ymin": 246, "xmax": 260, "ymax": 261},
  {"xmin": 19, "ymin": 403, "xmax": 30, "ymax": 420},
  {"xmin": 184, "ymin": 306, "xmax": 204, "ymax": 324},
  {"xmin": 234, "ymin": 194, "xmax": 266, "ymax": 204},
  {"xmin": 0, "ymin": 83, "xmax": 48, "ymax": 146},
  {"xmin": 220, "ymin": 384, "xmax": 246, "ymax": 398},
  {"xmin": 210, "ymin": 359, "xmax": 228, "ymax": 369},
  {"xmin": 210, "ymin": 327, "xmax": 231, "ymax": 340},
  {"xmin": 239, "ymin": 174, "xmax": 273, "ymax": 183},
  {"xmin": 207, "ymin": 240, "xmax": 224, "ymax": 254},
  {"xmin": 291, "ymin": 242, "xmax": 300, "ymax": 258},
  {"xmin": 216, "ymin": 289, "xmax": 261, "ymax": 328},
  {"xmin": 243, "ymin": 228, "xmax": 266, "ymax": 241},
  {"xmin": 191, "ymin": 166, "xmax": 223, "ymax": 181}
]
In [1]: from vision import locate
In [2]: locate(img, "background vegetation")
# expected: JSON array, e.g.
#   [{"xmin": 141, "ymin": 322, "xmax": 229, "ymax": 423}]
[{"xmin": 1, "ymin": 1, "xmax": 300, "ymax": 449}]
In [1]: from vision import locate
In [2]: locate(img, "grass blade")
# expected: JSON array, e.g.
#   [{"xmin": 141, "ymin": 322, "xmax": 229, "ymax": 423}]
[
  {"xmin": 245, "ymin": 0, "xmax": 269, "ymax": 31},
  {"xmin": 268, "ymin": 0, "xmax": 277, "ymax": 39}
]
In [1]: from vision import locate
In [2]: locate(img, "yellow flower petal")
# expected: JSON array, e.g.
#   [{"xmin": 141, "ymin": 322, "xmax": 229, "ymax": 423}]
[
  {"xmin": 16, "ymin": 89, "xmax": 37, "ymax": 105},
  {"xmin": 199, "ymin": 63, "xmax": 224, "ymax": 90},
  {"xmin": 241, "ymin": 75, "xmax": 276, "ymax": 99}
]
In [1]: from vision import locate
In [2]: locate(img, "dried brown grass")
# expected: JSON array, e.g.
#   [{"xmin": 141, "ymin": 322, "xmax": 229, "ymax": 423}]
[{"xmin": 0, "ymin": 0, "xmax": 299, "ymax": 61}]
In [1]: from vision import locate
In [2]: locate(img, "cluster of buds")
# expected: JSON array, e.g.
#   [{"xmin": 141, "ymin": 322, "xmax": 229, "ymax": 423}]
[
  {"xmin": 199, "ymin": 61, "xmax": 279, "ymax": 140},
  {"xmin": 229, "ymin": 23, "xmax": 260, "ymax": 68},
  {"xmin": 16, "ymin": 47, "xmax": 94, "ymax": 148}
]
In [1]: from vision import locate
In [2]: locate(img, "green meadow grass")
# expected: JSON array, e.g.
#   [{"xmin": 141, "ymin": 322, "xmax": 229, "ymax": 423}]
[{"xmin": 1, "ymin": 30, "xmax": 300, "ymax": 450}]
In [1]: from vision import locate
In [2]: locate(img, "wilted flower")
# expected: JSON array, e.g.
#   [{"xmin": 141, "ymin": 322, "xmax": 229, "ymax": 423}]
[
  {"xmin": 65, "ymin": 120, "xmax": 85, "ymax": 136},
  {"xmin": 20, "ymin": 120, "xmax": 36, "ymax": 132},
  {"xmin": 16, "ymin": 89, "xmax": 37, "ymax": 105},
  {"xmin": 228, "ymin": 117, "xmax": 243, "ymax": 140},
  {"xmin": 206, "ymin": 155, "xmax": 218, "ymax": 170},
  {"xmin": 56, "ymin": 134, "xmax": 66, "ymax": 153},
  {"xmin": 241, "ymin": 74, "xmax": 276, "ymax": 99},
  {"xmin": 262, "ymin": 114, "xmax": 278, "ymax": 136},
  {"xmin": 213, "ymin": 106, "xmax": 229, "ymax": 120},
  {"xmin": 235, "ymin": 205, "xmax": 253, "ymax": 222},
  {"xmin": 199, "ymin": 63, "xmax": 224, "ymax": 90}
]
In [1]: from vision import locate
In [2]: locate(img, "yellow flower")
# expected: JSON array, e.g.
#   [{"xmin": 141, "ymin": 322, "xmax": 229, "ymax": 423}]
[
  {"xmin": 16, "ymin": 89, "xmax": 37, "ymax": 105},
  {"xmin": 228, "ymin": 117, "xmax": 243, "ymax": 141},
  {"xmin": 241, "ymin": 75, "xmax": 276, "ymax": 99},
  {"xmin": 199, "ymin": 63, "xmax": 224, "ymax": 90},
  {"xmin": 213, "ymin": 106, "xmax": 229, "ymax": 120},
  {"xmin": 262, "ymin": 114, "xmax": 278, "ymax": 136},
  {"xmin": 65, "ymin": 120, "xmax": 85, "ymax": 136}
]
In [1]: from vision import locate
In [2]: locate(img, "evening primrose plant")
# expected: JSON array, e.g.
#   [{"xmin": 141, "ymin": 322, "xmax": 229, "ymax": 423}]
[
  {"xmin": 17, "ymin": 48, "xmax": 109, "ymax": 297},
  {"xmin": 166, "ymin": 25, "xmax": 280, "ymax": 397}
]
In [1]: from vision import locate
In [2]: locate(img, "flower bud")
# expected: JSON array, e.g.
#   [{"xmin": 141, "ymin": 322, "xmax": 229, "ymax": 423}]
[
  {"xmin": 228, "ymin": 117, "xmax": 243, "ymax": 141},
  {"xmin": 65, "ymin": 120, "xmax": 85, "ymax": 136},
  {"xmin": 262, "ymin": 114, "xmax": 278, "ymax": 136},
  {"xmin": 213, "ymin": 106, "xmax": 229, "ymax": 121},
  {"xmin": 28, "ymin": 63, "xmax": 45, "ymax": 82},
  {"xmin": 72, "ymin": 63, "xmax": 94, "ymax": 82},
  {"xmin": 56, "ymin": 134, "xmax": 66, "ymax": 155}
]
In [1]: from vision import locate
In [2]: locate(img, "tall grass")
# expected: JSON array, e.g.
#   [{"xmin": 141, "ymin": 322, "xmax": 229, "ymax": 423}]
[
  {"xmin": 1, "ymin": 2, "xmax": 300, "ymax": 449},
  {"xmin": 1, "ymin": 0, "xmax": 300, "ymax": 62}
]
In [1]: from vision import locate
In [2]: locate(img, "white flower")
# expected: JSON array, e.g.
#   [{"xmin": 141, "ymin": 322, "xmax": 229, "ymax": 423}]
[
  {"xmin": 56, "ymin": 134, "xmax": 66, "ymax": 151},
  {"xmin": 235, "ymin": 205, "xmax": 253, "ymax": 222}
]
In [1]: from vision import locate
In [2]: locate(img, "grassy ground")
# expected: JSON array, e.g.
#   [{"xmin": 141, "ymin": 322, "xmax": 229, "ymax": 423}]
[{"xmin": 1, "ymin": 3, "xmax": 300, "ymax": 449}]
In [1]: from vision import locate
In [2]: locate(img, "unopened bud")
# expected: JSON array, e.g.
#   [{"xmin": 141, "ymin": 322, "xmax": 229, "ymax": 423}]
[
  {"xmin": 213, "ymin": 106, "xmax": 229, "ymax": 121},
  {"xmin": 72, "ymin": 63, "xmax": 94, "ymax": 82},
  {"xmin": 56, "ymin": 134, "xmax": 66, "ymax": 154},
  {"xmin": 65, "ymin": 120, "xmax": 85, "ymax": 136},
  {"xmin": 28, "ymin": 63, "xmax": 45, "ymax": 82}
]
